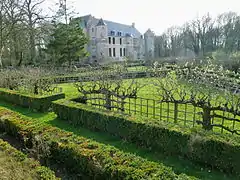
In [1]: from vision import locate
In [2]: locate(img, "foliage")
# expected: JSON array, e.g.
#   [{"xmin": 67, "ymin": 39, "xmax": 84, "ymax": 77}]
[
  {"xmin": 155, "ymin": 12, "xmax": 240, "ymax": 59},
  {"xmin": 0, "ymin": 107, "xmax": 196, "ymax": 179},
  {"xmin": 0, "ymin": 0, "xmax": 50, "ymax": 66},
  {"xmin": 45, "ymin": 20, "xmax": 89, "ymax": 66},
  {"xmin": 74, "ymin": 65, "xmax": 145, "ymax": 111},
  {"xmin": 0, "ymin": 139, "xmax": 57, "ymax": 179},
  {"xmin": 0, "ymin": 69, "xmax": 25, "ymax": 90},
  {"xmin": 52, "ymin": 98, "xmax": 240, "ymax": 176},
  {"xmin": 151, "ymin": 63, "xmax": 240, "ymax": 133},
  {"xmin": 211, "ymin": 50, "xmax": 240, "ymax": 72},
  {"xmin": 0, "ymin": 67, "xmax": 59, "ymax": 95},
  {"xmin": 0, "ymin": 88, "xmax": 65, "ymax": 112}
]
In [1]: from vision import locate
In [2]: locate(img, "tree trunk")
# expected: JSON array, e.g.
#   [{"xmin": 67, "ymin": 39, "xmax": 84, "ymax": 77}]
[
  {"xmin": 30, "ymin": 30, "xmax": 36, "ymax": 64},
  {"xmin": 34, "ymin": 83, "xmax": 39, "ymax": 95},
  {"xmin": 202, "ymin": 107, "xmax": 212, "ymax": 130},
  {"xmin": 121, "ymin": 98, "xmax": 125, "ymax": 112},
  {"xmin": 105, "ymin": 93, "xmax": 111, "ymax": 110},
  {"xmin": 17, "ymin": 52, "xmax": 23, "ymax": 67}
]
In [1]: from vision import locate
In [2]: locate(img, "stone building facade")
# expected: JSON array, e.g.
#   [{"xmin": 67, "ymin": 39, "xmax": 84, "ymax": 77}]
[{"xmin": 78, "ymin": 14, "xmax": 155, "ymax": 62}]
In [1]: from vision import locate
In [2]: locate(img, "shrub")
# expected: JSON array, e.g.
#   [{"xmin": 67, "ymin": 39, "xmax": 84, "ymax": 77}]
[
  {"xmin": 0, "ymin": 107, "xmax": 196, "ymax": 179},
  {"xmin": 52, "ymin": 99, "xmax": 240, "ymax": 176},
  {"xmin": 0, "ymin": 67, "xmax": 59, "ymax": 95},
  {"xmin": 0, "ymin": 138, "xmax": 58, "ymax": 180},
  {"xmin": 0, "ymin": 88, "xmax": 65, "ymax": 112},
  {"xmin": 0, "ymin": 69, "xmax": 25, "ymax": 90}
]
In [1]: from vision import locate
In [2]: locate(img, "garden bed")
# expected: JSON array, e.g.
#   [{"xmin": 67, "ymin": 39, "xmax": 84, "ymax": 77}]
[
  {"xmin": 0, "ymin": 107, "xmax": 196, "ymax": 180},
  {"xmin": 53, "ymin": 99, "xmax": 240, "ymax": 176}
]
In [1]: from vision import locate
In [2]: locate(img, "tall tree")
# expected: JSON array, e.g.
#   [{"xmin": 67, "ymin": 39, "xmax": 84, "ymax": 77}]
[{"xmin": 45, "ymin": 19, "xmax": 88, "ymax": 66}]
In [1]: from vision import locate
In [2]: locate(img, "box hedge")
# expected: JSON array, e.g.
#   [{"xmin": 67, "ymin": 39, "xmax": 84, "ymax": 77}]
[
  {"xmin": 0, "ymin": 107, "xmax": 196, "ymax": 180},
  {"xmin": 50, "ymin": 71, "xmax": 153, "ymax": 84},
  {"xmin": 0, "ymin": 88, "xmax": 65, "ymax": 112},
  {"xmin": 52, "ymin": 99, "xmax": 240, "ymax": 176},
  {"xmin": 0, "ymin": 138, "xmax": 58, "ymax": 179}
]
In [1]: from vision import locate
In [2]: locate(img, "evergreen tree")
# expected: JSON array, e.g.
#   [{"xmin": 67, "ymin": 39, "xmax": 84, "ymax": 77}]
[{"xmin": 46, "ymin": 20, "xmax": 88, "ymax": 66}]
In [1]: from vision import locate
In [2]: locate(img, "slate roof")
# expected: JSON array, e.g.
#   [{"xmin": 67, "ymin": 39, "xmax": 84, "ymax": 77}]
[
  {"xmin": 96, "ymin": 18, "xmax": 106, "ymax": 26},
  {"xmin": 79, "ymin": 14, "xmax": 142, "ymax": 38}
]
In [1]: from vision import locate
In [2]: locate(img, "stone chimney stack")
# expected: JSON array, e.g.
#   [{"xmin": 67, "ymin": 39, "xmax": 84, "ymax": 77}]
[{"xmin": 132, "ymin": 22, "xmax": 135, "ymax": 28}]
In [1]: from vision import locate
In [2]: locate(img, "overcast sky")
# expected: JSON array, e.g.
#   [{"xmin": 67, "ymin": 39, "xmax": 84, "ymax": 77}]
[{"xmin": 44, "ymin": 0, "xmax": 240, "ymax": 35}]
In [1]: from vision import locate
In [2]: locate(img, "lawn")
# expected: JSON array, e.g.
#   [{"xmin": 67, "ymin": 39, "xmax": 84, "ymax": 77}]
[
  {"xmin": 0, "ymin": 100, "xmax": 237, "ymax": 180},
  {"xmin": 58, "ymin": 77, "xmax": 240, "ymax": 135}
]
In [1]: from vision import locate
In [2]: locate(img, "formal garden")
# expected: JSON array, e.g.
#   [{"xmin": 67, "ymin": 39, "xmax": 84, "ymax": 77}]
[
  {"xmin": 0, "ymin": 61, "xmax": 239, "ymax": 179},
  {"xmin": 1, "ymin": 1, "xmax": 240, "ymax": 177}
]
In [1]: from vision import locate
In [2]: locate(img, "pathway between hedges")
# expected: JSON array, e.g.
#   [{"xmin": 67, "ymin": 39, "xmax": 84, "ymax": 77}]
[{"xmin": 0, "ymin": 100, "xmax": 236, "ymax": 180}]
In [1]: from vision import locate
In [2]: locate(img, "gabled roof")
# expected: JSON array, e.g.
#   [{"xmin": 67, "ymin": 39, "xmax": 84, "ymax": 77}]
[
  {"xmin": 78, "ymin": 14, "xmax": 142, "ymax": 38},
  {"xmin": 96, "ymin": 18, "xmax": 106, "ymax": 26}
]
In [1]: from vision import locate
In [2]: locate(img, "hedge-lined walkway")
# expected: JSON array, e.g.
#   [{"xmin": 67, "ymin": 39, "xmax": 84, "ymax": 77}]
[{"xmin": 0, "ymin": 100, "xmax": 236, "ymax": 180}]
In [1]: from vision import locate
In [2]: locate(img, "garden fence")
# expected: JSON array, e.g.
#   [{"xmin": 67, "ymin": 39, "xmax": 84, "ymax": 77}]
[{"xmin": 83, "ymin": 94, "xmax": 240, "ymax": 135}]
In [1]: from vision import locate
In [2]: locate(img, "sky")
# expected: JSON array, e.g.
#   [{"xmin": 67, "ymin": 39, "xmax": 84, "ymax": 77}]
[{"xmin": 44, "ymin": 0, "xmax": 240, "ymax": 35}]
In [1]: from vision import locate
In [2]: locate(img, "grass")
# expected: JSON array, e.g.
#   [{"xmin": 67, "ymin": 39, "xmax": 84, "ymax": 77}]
[
  {"xmin": 0, "ymin": 100, "xmax": 237, "ymax": 180},
  {"xmin": 0, "ymin": 137, "xmax": 57, "ymax": 180},
  {"xmin": 58, "ymin": 77, "xmax": 240, "ymax": 135},
  {"xmin": 0, "ymin": 150, "xmax": 38, "ymax": 180}
]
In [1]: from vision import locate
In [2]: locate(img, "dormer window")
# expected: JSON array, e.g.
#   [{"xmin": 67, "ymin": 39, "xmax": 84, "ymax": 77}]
[
  {"xmin": 126, "ymin": 33, "xmax": 130, "ymax": 37},
  {"xmin": 110, "ymin": 30, "xmax": 115, "ymax": 36},
  {"xmin": 117, "ymin": 32, "xmax": 122, "ymax": 36}
]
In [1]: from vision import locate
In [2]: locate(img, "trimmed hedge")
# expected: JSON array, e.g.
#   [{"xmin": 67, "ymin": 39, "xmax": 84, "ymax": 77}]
[
  {"xmin": 0, "ymin": 88, "xmax": 65, "ymax": 112},
  {"xmin": 50, "ymin": 71, "xmax": 154, "ymax": 84},
  {"xmin": 0, "ymin": 107, "xmax": 196, "ymax": 180},
  {"xmin": 52, "ymin": 99, "xmax": 240, "ymax": 176},
  {"xmin": 0, "ymin": 138, "xmax": 58, "ymax": 179}
]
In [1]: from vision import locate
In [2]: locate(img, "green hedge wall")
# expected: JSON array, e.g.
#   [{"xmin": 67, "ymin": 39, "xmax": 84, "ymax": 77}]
[
  {"xmin": 0, "ymin": 107, "xmax": 196, "ymax": 180},
  {"xmin": 52, "ymin": 99, "xmax": 240, "ymax": 176},
  {"xmin": 0, "ymin": 138, "xmax": 58, "ymax": 180},
  {"xmin": 50, "ymin": 71, "xmax": 153, "ymax": 84},
  {"xmin": 0, "ymin": 88, "xmax": 65, "ymax": 112}
]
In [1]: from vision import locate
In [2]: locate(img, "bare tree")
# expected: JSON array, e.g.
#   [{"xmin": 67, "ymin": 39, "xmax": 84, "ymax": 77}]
[{"xmin": 74, "ymin": 65, "xmax": 145, "ymax": 111}]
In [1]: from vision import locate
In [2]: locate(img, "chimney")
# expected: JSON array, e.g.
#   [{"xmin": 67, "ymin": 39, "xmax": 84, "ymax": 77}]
[{"xmin": 132, "ymin": 22, "xmax": 135, "ymax": 28}]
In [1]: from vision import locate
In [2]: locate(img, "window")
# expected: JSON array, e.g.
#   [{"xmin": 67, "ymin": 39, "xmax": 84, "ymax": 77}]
[
  {"xmin": 111, "ymin": 31, "xmax": 115, "ymax": 36},
  {"xmin": 113, "ymin": 48, "xmax": 116, "ymax": 57},
  {"xmin": 113, "ymin": 37, "xmax": 115, "ymax": 44},
  {"xmin": 120, "ymin": 48, "xmax": 122, "ymax": 57},
  {"xmin": 92, "ymin": 28, "xmax": 94, "ymax": 32},
  {"xmin": 117, "ymin": 32, "xmax": 122, "ymax": 36},
  {"xmin": 108, "ymin": 37, "xmax": 111, "ymax": 44},
  {"xmin": 109, "ymin": 48, "xmax": 112, "ymax": 57},
  {"xmin": 120, "ymin": 38, "xmax": 122, "ymax": 45},
  {"xmin": 123, "ymin": 48, "xmax": 126, "ymax": 56}
]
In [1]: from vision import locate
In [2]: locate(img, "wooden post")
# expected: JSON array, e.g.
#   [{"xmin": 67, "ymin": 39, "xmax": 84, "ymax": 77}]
[
  {"xmin": 146, "ymin": 99, "xmax": 149, "ymax": 117},
  {"xmin": 153, "ymin": 100, "xmax": 156, "ymax": 118},
  {"xmin": 121, "ymin": 98, "xmax": 125, "ymax": 112},
  {"xmin": 174, "ymin": 102, "xmax": 178, "ymax": 123}
]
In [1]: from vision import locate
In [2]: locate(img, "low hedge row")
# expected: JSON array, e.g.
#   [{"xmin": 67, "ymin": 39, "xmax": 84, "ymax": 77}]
[
  {"xmin": 0, "ymin": 88, "xmax": 65, "ymax": 112},
  {"xmin": 0, "ymin": 138, "xmax": 58, "ymax": 179},
  {"xmin": 52, "ymin": 99, "xmax": 240, "ymax": 176},
  {"xmin": 50, "ymin": 71, "xmax": 154, "ymax": 84},
  {"xmin": 0, "ymin": 107, "xmax": 196, "ymax": 179}
]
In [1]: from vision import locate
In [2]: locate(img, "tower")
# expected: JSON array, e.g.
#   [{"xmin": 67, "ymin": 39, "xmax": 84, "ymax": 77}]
[
  {"xmin": 95, "ymin": 18, "xmax": 108, "ymax": 61},
  {"xmin": 95, "ymin": 18, "xmax": 107, "ymax": 38},
  {"xmin": 144, "ymin": 29, "xmax": 155, "ymax": 60}
]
